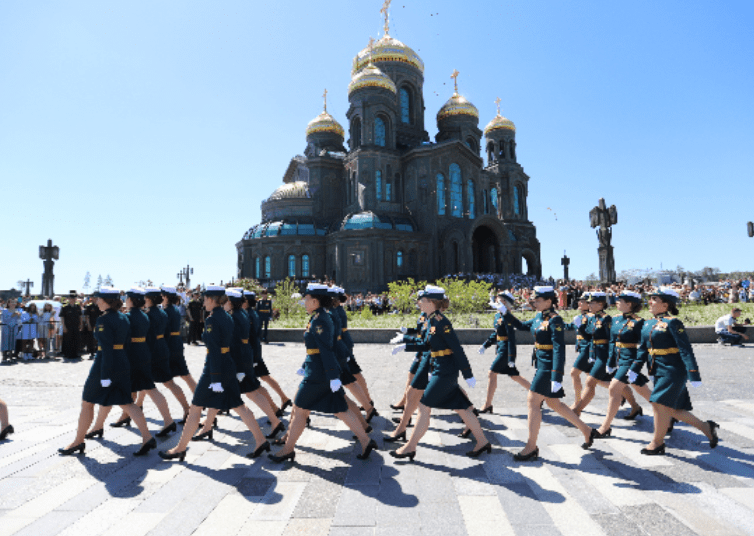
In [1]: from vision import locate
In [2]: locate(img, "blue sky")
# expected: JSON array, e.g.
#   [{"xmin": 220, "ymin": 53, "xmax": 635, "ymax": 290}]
[{"xmin": 1, "ymin": 0, "xmax": 752, "ymax": 292}]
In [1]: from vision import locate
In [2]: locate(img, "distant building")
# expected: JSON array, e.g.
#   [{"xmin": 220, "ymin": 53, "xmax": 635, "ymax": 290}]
[{"xmin": 236, "ymin": 22, "xmax": 541, "ymax": 292}]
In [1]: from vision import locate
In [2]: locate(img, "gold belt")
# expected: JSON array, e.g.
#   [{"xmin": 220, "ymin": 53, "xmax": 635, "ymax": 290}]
[
  {"xmin": 649, "ymin": 348, "xmax": 679, "ymax": 356},
  {"xmin": 592, "ymin": 339, "xmax": 608, "ymax": 345},
  {"xmin": 131, "ymin": 337, "xmax": 146, "ymax": 343},
  {"xmin": 576, "ymin": 335, "xmax": 585, "ymax": 340},
  {"xmin": 337, "ymin": 336, "xmax": 342, "ymax": 341},
  {"xmin": 496, "ymin": 336, "xmax": 508, "ymax": 341},
  {"xmin": 156, "ymin": 335, "xmax": 164, "ymax": 339},
  {"xmin": 242, "ymin": 339, "xmax": 249, "ymax": 344},
  {"xmin": 430, "ymin": 349, "xmax": 453, "ymax": 358},
  {"xmin": 113, "ymin": 345, "xmax": 124, "ymax": 350},
  {"xmin": 535, "ymin": 343, "xmax": 553, "ymax": 350},
  {"xmin": 170, "ymin": 332, "xmax": 180, "ymax": 336},
  {"xmin": 342, "ymin": 328, "xmax": 348, "ymax": 332},
  {"xmin": 616, "ymin": 342, "xmax": 638, "ymax": 349},
  {"xmin": 221, "ymin": 347, "xmax": 230, "ymax": 353},
  {"xmin": 307, "ymin": 349, "xmax": 320, "ymax": 355}
]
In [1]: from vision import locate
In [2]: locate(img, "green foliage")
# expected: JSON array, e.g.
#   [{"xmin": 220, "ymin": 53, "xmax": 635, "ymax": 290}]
[
  {"xmin": 387, "ymin": 278, "xmax": 426, "ymax": 313},
  {"xmin": 271, "ymin": 277, "xmax": 305, "ymax": 319},
  {"xmin": 233, "ymin": 278, "xmax": 265, "ymax": 294},
  {"xmin": 437, "ymin": 277, "xmax": 493, "ymax": 315},
  {"xmin": 360, "ymin": 305, "xmax": 374, "ymax": 320}
]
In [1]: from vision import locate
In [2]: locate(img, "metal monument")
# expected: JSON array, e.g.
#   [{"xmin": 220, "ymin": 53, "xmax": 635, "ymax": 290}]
[
  {"xmin": 561, "ymin": 251, "xmax": 570, "ymax": 281},
  {"xmin": 39, "ymin": 239, "xmax": 59, "ymax": 297},
  {"xmin": 748, "ymin": 221, "xmax": 753, "ymax": 238},
  {"xmin": 22, "ymin": 279, "xmax": 34, "ymax": 296},
  {"xmin": 589, "ymin": 198, "xmax": 617, "ymax": 284},
  {"xmin": 178, "ymin": 264, "xmax": 194, "ymax": 288}
]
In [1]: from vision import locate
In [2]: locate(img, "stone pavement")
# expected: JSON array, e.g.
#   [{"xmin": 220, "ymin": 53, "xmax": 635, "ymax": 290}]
[{"xmin": 1, "ymin": 341, "xmax": 754, "ymax": 536}]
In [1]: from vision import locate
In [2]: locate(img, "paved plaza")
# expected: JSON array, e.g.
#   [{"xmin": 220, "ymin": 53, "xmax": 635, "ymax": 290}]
[{"xmin": 2, "ymin": 341, "xmax": 754, "ymax": 536}]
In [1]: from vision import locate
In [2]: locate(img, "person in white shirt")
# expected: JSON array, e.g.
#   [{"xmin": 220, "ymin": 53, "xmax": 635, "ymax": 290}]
[{"xmin": 715, "ymin": 308, "xmax": 748, "ymax": 345}]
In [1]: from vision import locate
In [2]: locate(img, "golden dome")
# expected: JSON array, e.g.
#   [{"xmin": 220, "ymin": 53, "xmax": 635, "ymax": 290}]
[
  {"xmin": 267, "ymin": 182, "xmax": 310, "ymax": 201},
  {"xmin": 352, "ymin": 35, "xmax": 424, "ymax": 75},
  {"xmin": 484, "ymin": 113, "xmax": 516, "ymax": 134},
  {"xmin": 348, "ymin": 63, "xmax": 397, "ymax": 95},
  {"xmin": 437, "ymin": 92, "xmax": 479, "ymax": 122},
  {"xmin": 306, "ymin": 111, "xmax": 344, "ymax": 138}
]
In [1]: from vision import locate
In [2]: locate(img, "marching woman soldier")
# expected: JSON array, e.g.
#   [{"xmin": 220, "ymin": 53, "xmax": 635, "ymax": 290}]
[
  {"xmin": 333, "ymin": 287, "xmax": 375, "ymax": 410},
  {"xmin": 128, "ymin": 288, "xmax": 190, "ymax": 426},
  {"xmin": 506, "ymin": 286, "xmax": 596, "ymax": 461},
  {"xmin": 268, "ymin": 283, "xmax": 377, "ymax": 463},
  {"xmin": 628, "ymin": 287, "xmax": 719, "ymax": 455},
  {"xmin": 162, "ymin": 286, "xmax": 197, "ymax": 394},
  {"xmin": 191, "ymin": 289, "xmax": 284, "ymax": 444},
  {"xmin": 592, "ymin": 290, "xmax": 650, "ymax": 439},
  {"xmin": 567, "ymin": 293, "xmax": 592, "ymax": 408},
  {"xmin": 389, "ymin": 310, "xmax": 428, "ymax": 411},
  {"xmin": 59, "ymin": 287, "xmax": 156, "ymax": 456},
  {"xmin": 86, "ymin": 288, "xmax": 176, "ymax": 439},
  {"xmin": 159, "ymin": 285, "xmax": 272, "ymax": 461},
  {"xmin": 0, "ymin": 396, "xmax": 12, "ymax": 440},
  {"xmin": 477, "ymin": 291, "xmax": 531, "ymax": 413},
  {"xmin": 390, "ymin": 285, "xmax": 490, "ymax": 460}
]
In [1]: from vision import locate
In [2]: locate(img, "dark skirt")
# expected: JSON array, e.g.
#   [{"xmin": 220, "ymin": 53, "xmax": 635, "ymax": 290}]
[
  {"xmin": 572, "ymin": 346, "xmax": 592, "ymax": 373},
  {"xmin": 239, "ymin": 373, "xmax": 262, "ymax": 394},
  {"xmin": 127, "ymin": 345, "xmax": 156, "ymax": 392},
  {"xmin": 192, "ymin": 370, "xmax": 244, "ymax": 410},
  {"xmin": 588, "ymin": 356, "xmax": 615, "ymax": 382},
  {"xmin": 169, "ymin": 350, "xmax": 190, "ymax": 378},
  {"xmin": 151, "ymin": 341, "xmax": 173, "ymax": 383},
  {"xmin": 530, "ymin": 369, "xmax": 565, "ymax": 399},
  {"xmin": 410, "ymin": 356, "xmax": 431, "ymax": 390},
  {"xmin": 409, "ymin": 355, "xmax": 422, "ymax": 374},
  {"xmin": 294, "ymin": 379, "xmax": 348, "ymax": 413},
  {"xmin": 83, "ymin": 353, "xmax": 134, "ymax": 406},
  {"xmin": 650, "ymin": 373, "xmax": 693, "ymax": 411},
  {"xmin": 420, "ymin": 373, "xmax": 472, "ymax": 410},
  {"xmin": 490, "ymin": 350, "xmax": 520, "ymax": 376},
  {"xmin": 615, "ymin": 364, "xmax": 648, "ymax": 386},
  {"xmin": 254, "ymin": 355, "xmax": 271, "ymax": 377},
  {"xmin": 338, "ymin": 357, "xmax": 357, "ymax": 386},
  {"xmin": 347, "ymin": 353, "xmax": 363, "ymax": 375}
]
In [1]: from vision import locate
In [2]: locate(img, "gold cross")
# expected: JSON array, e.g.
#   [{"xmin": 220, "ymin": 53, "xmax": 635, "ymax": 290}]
[
  {"xmin": 323, "ymin": 89, "xmax": 328, "ymax": 112},
  {"xmin": 380, "ymin": 0, "xmax": 392, "ymax": 35},
  {"xmin": 367, "ymin": 36, "xmax": 375, "ymax": 63},
  {"xmin": 495, "ymin": 97, "xmax": 502, "ymax": 115},
  {"xmin": 450, "ymin": 69, "xmax": 460, "ymax": 93}
]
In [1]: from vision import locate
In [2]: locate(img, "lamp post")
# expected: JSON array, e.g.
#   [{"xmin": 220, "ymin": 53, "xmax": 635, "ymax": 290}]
[{"xmin": 178, "ymin": 264, "xmax": 194, "ymax": 288}]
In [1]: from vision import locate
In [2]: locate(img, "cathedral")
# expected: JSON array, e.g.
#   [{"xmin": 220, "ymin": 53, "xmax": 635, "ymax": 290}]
[{"xmin": 236, "ymin": 8, "xmax": 541, "ymax": 292}]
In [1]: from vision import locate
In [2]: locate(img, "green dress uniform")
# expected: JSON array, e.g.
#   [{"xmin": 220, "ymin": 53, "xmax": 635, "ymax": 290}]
[
  {"xmin": 630, "ymin": 315, "xmax": 699, "ymax": 411},
  {"xmin": 125, "ymin": 308, "xmax": 156, "ymax": 392},
  {"xmin": 482, "ymin": 311, "xmax": 520, "ymax": 376},
  {"xmin": 586, "ymin": 312, "xmax": 614, "ymax": 382},
  {"xmin": 609, "ymin": 314, "xmax": 647, "ymax": 386},
  {"xmin": 328, "ymin": 309, "xmax": 355, "ymax": 385},
  {"xmin": 82, "ymin": 310, "xmax": 133, "ymax": 406},
  {"xmin": 402, "ymin": 312, "xmax": 431, "ymax": 390},
  {"xmin": 419, "ymin": 311, "xmax": 474, "ymax": 410},
  {"xmin": 334, "ymin": 304, "xmax": 362, "ymax": 375},
  {"xmin": 164, "ymin": 304, "xmax": 189, "ymax": 378},
  {"xmin": 146, "ymin": 306, "xmax": 172, "ymax": 383},
  {"xmin": 248, "ymin": 308, "xmax": 271, "ymax": 377},
  {"xmin": 231, "ymin": 308, "xmax": 261, "ymax": 394},
  {"xmin": 192, "ymin": 306, "xmax": 243, "ymax": 410},
  {"xmin": 567, "ymin": 312, "xmax": 593, "ymax": 373},
  {"xmin": 509, "ymin": 310, "xmax": 566, "ymax": 398},
  {"xmin": 294, "ymin": 308, "xmax": 348, "ymax": 414}
]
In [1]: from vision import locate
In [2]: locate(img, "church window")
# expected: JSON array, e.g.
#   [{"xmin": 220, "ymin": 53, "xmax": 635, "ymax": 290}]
[
  {"xmin": 483, "ymin": 189, "xmax": 489, "ymax": 214},
  {"xmin": 437, "ymin": 173, "xmax": 446, "ymax": 215},
  {"xmin": 510, "ymin": 140, "xmax": 516, "ymax": 160},
  {"xmin": 467, "ymin": 180, "xmax": 475, "ymax": 219},
  {"xmin": 255, "ymin": 257, "xmax": 260, "ymax": 279},
  {"xmin": 302, "ymin": 255, "xmax": 310, "ymax": 278},
  {"xmin": 288, "ymin": 255, "xmax": 296, "ymax": 277},
  {"xmin": 491, "ymin": 187, "xmax": 499, "ymax": 214},
  {"xmin": 514, "ymin": 185, "xmax": 521, "ymax": 215},
  {"xmin": 375, "ymin": 116, "xmax": 386, "ymax": 147},
  {"xmin": 351, "ymin": 117, "xmax": 361, "ymax": 149},
  {"xmin": 376, "ymin": 170, "xmax": 382, "ymax": 201},
  {"xmin": 397, "ymin": 251, "xmax": 403, "ymax": 268},
  {"xmin": 466, "ymin": 138, "xmax": 477, "ymax": 153},
  {"xmin": 450, "ymin": 163, "xmax": 462, "ymax": 217},
  {"xmin": 400, "ymin": 88, "xmax": 411, "ymax": 124},
  {"xmin": 264, "ymin": 256, "xmax": 271, "ymax": 278},
  {"xmin": 386, "ymin": 183, "xmax": 392, "ymax": 201}
]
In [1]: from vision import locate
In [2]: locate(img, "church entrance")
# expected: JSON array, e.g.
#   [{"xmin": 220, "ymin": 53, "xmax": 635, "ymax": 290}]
[{"xmin": 472, "ymin": 226, "xmax": 498, "ymax": 273}]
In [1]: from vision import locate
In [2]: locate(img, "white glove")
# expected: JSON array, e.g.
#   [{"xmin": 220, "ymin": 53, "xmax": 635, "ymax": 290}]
[
  {"xmin": 690, "ymin": 381, "xmax": 702, "ymax": 388},
  {"xmin": 209, "ymin": 382, "xmax": 224, "ymax": 392},
  {"xmin": 477, "ymin": 345, "xmax": 486, "ymax": 355},
  {"xmin": 508, "ymin": 361, "xmax": 515, "ymax": 367},
  {"xmin": 296, "ymin": 367, "xmax": 305, "ymax": 376},
  {"xmin": 329, "ymin": 379, "xmax": 342, "ymax": 392},
  {"xmin": 101, "ymin": 379, "xmax": 112, "ymax": 388},
  {"xmin": 606, "ymin": 366, "xmax": 617, "ymax": 374},
  {"xmin": 588, "ymin": 357, "xmax": 595, "ymax": 364},
  {"xmin": 573, "ymin": 316, "xmax": 582, "ymax": 328},
  {"xmin": 237, "ymin": 372, "xmax": 245, "ymax": 382},
  {"xmin": 551, "ymin": 381, "xmax": 562, "ymax": 392},
  {"xmin": 400, "ymin": 327, "xmax": 408, "ymax": 334},
  {"xmin": 390, "ymin": 333, "xmax": 404, "ymax": 344},
  {"xmin": 466, "ymin": 377, "xmax": 477, "ymax": 388},
  {"xmin": 392, "ymin": 343, "xmax": 407, "ymax": 355},
  {"xmin": 627, "ymin": 370, "xmax": 638, "ymax": 384}
]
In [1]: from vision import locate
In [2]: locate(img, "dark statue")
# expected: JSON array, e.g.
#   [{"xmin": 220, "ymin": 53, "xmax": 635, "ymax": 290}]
[
  {"xmin": 589, "ymin": 198, "xmax": 617, "ymax": 284},
  {"xmin": 561, "ymin": 252, "xmax": 570, "ymax": 281},
  {"xmin": 39, "ymin": 239, "xmax": 59, "ymax": 297}
]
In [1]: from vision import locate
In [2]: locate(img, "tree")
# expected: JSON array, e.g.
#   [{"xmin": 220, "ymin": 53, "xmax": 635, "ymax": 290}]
[
  {"xmin": 83, "ymin": 272, "xmax": 91, "ymax": 292},
  {"xmin": 95, "ymin": 275, "xmax": 103, "ymax": 292},
  {"xmin": 273, "ymin": 278, "xmax": 305, "ymax": 319},
  {"xmin": 104, "ymin": 274, "xmax": 113, "ymax": 286}
]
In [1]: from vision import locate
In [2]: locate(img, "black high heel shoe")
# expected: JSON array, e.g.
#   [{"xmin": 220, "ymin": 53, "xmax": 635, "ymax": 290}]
[
  {"xmin": 268, "ymin": 450, "xmax": 296, "ymax": 463},
  {"xmin": 623, "ymin": 406, "xmax": 643, "ymax": 421},
  {"xmin": 513, "ymin": 447, "xmax": 539, "ymax": 461},
  {"xmin": 0, "ymin": 424, "xmax": 14, "ymax": 440},
  {"xmin": 390, "ymin": 403, "xmax": 405, "ymax": 411},
  {"xmin": 389, "ymin": 449, "xmax": 416, "ymax": 461},
  {"xmin": 134, "ymin": 437, "xmax": 156, "ymax": 457},
  {"xmin": 110, "ymin": 417, "xmax": 131, "ymax": 428},
  {"xmin": 281, "ymin": 399, "xmax": 293, "ymax": 411},
  {"xmin": 192, "ymin": 429, "xmax": 213, "ymax": 442},
  {"xmin": 640, "ymin": 443, "xmax": 666, "ymax": 456},
  {"xmin": 458, "ymin": 428, "xmax": 472, "ymax": 439},
  {"xmin": 155, "ymin": 422, "xmax": 177, "ymax": 438},
  {"xmin": 479, "ymin": 406, "xmax": 494, "ymax": 414},
  {"xmin": 357, "ymin": 439, "xmax": 379, "ymax": 460},
  {"xmin": 466, "ymin": 442, "xmax": 492, "ymax": 458},
  {"xmin": 666, "ymin": 417, "xmax": 678, "ymax": 435},
  {"xmin": 383, "ymin": 431, "xmax": 407, "ymax": 443},
  {"xmin": 352, "ymin": 425, "xmax": 372, "ymax": 439},
  {"xmin": 365, "ymin": 408, "xmax": 379, "ymax": 423},
  {"xmin": 158, "ymin": 449, "xmax": 187, "ymax": 461},
  {"xmin": 306, "ymin": 417, "xmax": 312, "ymax": 428},
  {"xmin": 176, "ymin": 412, "xmax": 190, "ymax": 425},
  {"xmin": 708, "ymin": 420, "xmax": 720, "ymax": 449},
  {"xmin": 582, "ymin": 428, "xmax": 600, "ymax": 450},
  {"xmin": 596, "ymin": 428, "xmax": 612, "ymax": 439},
  {"xmin": 84, "ymin": 428, "xmax": 103, "ymax": 439},
  {"xmin": 392, "ymin": 416, "xmax": 412, "ymax": 426},
  {"xmin": 266, "ymin": 422, "xmax": 285, "ymax": 439},
  {"xmin": 247, "ymin": 441, "xmax": 271, "ymax": 459},
  {"xmin": 58, "ymin": 443, "xmax": 85, "ymax": 456},
  {"xmin": 275, "ymin": 408, "xmax": 284, "ymax": 418}
]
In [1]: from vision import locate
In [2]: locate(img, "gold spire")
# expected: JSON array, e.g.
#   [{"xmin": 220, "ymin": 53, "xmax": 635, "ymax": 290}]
[
  {"xmin": 380, "ymin": 0, "xmax": 392, "ymax": 35},
  {"xmin": 367, "ymin": 36, "xmax": 375, "ymax": 63},
  {"xmin": 451, "ymin": 69, "xmax": 460, "ymax": 94},
  {"xmin": 494, "ymin": 96, "xmax": 502, "ymax": 116},
  {"xmin": 323, "ymin": 89, "xmax": 328, "ymax": 112}
]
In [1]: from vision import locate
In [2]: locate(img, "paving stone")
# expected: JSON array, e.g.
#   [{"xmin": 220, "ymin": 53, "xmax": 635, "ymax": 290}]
[
  {"xmin": 291, "ymin": 478, "xmax": 342, "ymax": 518},
  {"xmin": 622, "ymin": 503, "xmax": 699, "ymax": 536}
]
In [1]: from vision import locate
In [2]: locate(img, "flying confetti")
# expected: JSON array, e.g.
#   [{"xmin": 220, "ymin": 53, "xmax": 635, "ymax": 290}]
[{"xmin": 546, "ymin": 207, "xmax": 558, "ymax": 221}]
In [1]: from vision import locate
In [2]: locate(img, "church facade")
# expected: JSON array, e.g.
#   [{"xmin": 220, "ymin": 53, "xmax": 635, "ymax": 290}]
[{"xmin": 236, "ymin": 23, "xmax": 541, "ymax": 292}]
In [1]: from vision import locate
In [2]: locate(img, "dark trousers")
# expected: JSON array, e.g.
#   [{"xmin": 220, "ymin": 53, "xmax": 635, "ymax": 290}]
[
  {"xmin": 718, "ymin": 331, "xmax": 743, "ymax": 345},
  {"xmin": 189, "ymin": 321, "xmax": 201, "ymax": 344},
  {"xmin": 62, "ymin": 329, "xmax": 81, "ymax": 358},
  {"xmin": 261, "ymin": 320, "xmax": 269, "ymax": 342},
  {"xmin": 81, "ymin": 329, "xmax": 95, "ymax": 355}
]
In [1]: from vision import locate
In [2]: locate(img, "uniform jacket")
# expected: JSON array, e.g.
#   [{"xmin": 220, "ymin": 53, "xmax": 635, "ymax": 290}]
[
  {"xmin": 607, "ymin": 314, "xmax": 644, "ymax": 369},
  {"xmin": 482, "ymin": 311, "xmax": 518, "ymax": 362},
  {"xmin": 509, "ymin": 310, "xmax": 566, "ymax": 383},
  {"xmin": 424, "ymin": 311, "xmax": 473, "ymax": 379},
  {"xmin": 256, "ymin": 299, "xmax": 272, "ymax": 321},
  {"xmin": 302, "ymin": 308, "xmax": 341, "ymax": 382},
  {"xmin": 630, "ymin": 315, "xmax": 701, "ymax": 382}
]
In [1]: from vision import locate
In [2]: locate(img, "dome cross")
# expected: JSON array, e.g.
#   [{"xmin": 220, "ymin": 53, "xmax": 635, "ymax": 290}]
[
  {"xmin": 323, "ymin": 88, "xmax": 328, "ymax": 112},
  {"xmin": 450, "ymin": 69, "xmax": 460, "ymax": 93},
  {"xmin": 380, "ymin": 0, "xmax": 392, "ymax": 35},
  {"xmin": 495, "ymin": 97, "xmax": 502, "ymax": 116}
]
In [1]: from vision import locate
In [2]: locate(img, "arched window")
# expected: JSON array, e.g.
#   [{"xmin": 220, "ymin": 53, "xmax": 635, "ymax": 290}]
[
  {"xmin": 302, "ymin": 255, "xmax": 310, "ymax": 278},
  {"xmin": 483, "ymin": 189, "xmax": 489, "ymax": 214},
  {"xmin": 449, "ymin": 163, "xmax": 462, "ymax": 217},
  {"xmin": 510, "ymin": 140, "xmax": 516, "ymax": 161},
  {"xmin": 397, "ymin": 251, "xmax": 403, "ymax": 268},
  {"xmin": 264, "ymin": 256, "xmax": 271, "ymax": 278},
  {"xmin": 514, "ymin": 184, "xmax": 521, "ymax": 216},
  {"xmin": 288, "ymin": 255, "xmax": 296, "ymax": 277},
  {"xmin": 399, "ymin": 88, "xmax": 411, "ymax": 124},
  {"xmin": 466, "ymin": 137, "xmax": 477, "ymax": 153},
  {"xmin": 255, "ymin": 257, "xmax": 260, "ymax": 278},
  {"xmin": 491, "ymin": 187, "xmax": 499, "ymax": 215},
  {"xmin": 385, "ymin": 164, "xmax": 392, "ymax": 201},
  {"xmin": 467, "ymin": 180, "xmax": 475, "ymax": 219},
  {"xmin": 437, "ymin": 173, "xmax": 446, "ymax": 215},
  {"xmin": 374, "ymin": 116, "xmax": 386, "ymax": 147},
  {"xmin": 351, "ymin": 117, "xmax": 361, "ymax": 149},
  {"xmin": 376, "ymin": 170, "xmax": 382, "ymax": 201}
]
